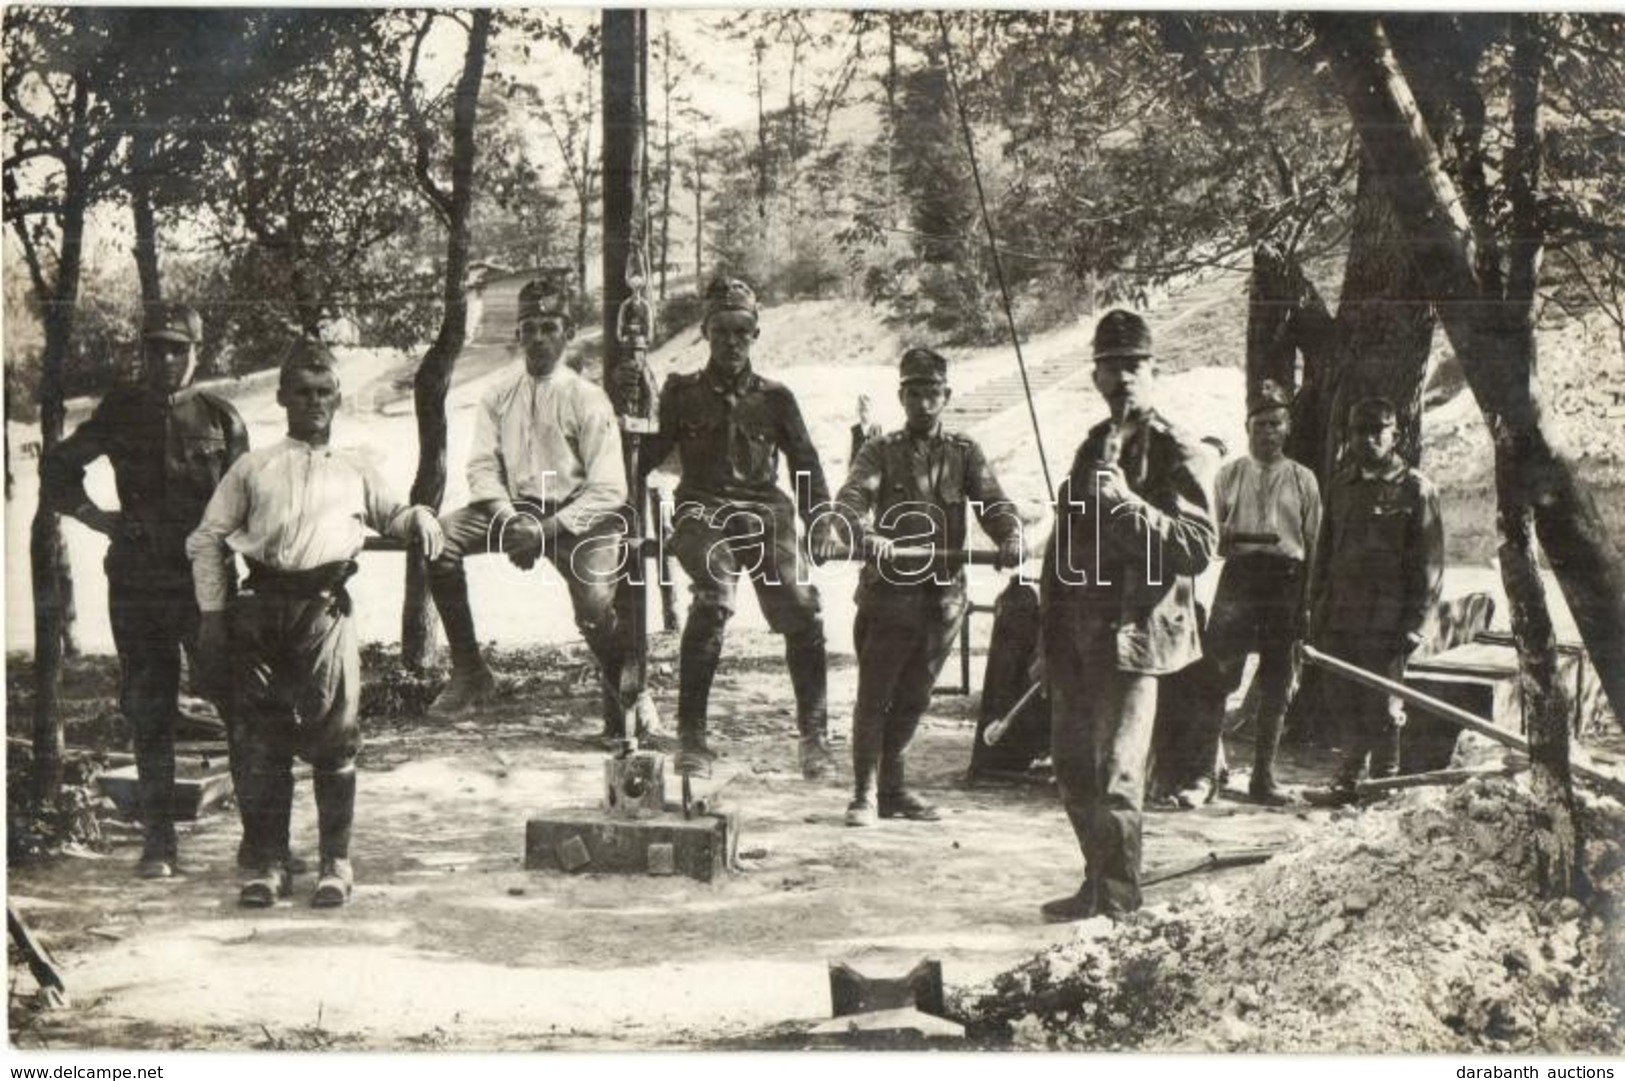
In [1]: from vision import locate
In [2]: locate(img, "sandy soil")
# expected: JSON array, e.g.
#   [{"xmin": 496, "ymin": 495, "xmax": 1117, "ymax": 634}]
[{"xmin": 7, "ymin": 630, "xmax": 1330, "ymax": 1051}]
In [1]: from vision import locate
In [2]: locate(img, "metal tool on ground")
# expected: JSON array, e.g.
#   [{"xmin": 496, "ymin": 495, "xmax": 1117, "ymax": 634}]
[
  {"xmin": 1142, "ymin": 847, "xmax": 1277, "ymax": 888},
  {"xmin": 1301, "ymin": 644, "xmax": 1625, "ymax": 801},
  {"xmin": 1357, "ymin": 763, "xmax": 1526, "ymax": 794}
]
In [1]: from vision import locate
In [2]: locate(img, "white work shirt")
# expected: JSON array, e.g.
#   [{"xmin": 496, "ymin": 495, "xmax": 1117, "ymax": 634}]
[
  {"xmin": 1214, "ymin": 454, "xmax": 1322, "ymax": 563},
  {"xmin": 467, "ymin": 364, "xmax": 627, "ymax": 534},
  {"xmin": 186, "ymin": 437, "xmax": 412, "ymax": 611}
]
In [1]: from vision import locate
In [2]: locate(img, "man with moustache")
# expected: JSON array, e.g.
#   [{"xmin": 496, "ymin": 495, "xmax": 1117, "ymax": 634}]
[
  {"xmin": 1303, "ymin": 396, "xmax": 1443, "ymax": 807},
  {"xmin": 424, "ymin": 277, "xmax": 632, "ymax": 738},
  {"xmin": 1039, "ymin": 310, "xmax": 1218, "ymax": 921},
  {"xmin": 44, "ymin": 302, "xmax": 248, "ymax": 879},
  {"xmin": 188, "ymin": 340, "xmax": 443, "ymax": 908},
  {"xmin": 816, "ymin": 347, "xmax": 1024, "ymax": 826},
  {"xmin": 631, "ymin": 276, "xmax": 833, "ymax": 780}
]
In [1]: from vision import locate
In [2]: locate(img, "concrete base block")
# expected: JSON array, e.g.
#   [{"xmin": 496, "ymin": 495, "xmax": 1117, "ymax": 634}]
[{"xmin": 524, "ymin": 806, "xmax": 739, "ymax": 882}]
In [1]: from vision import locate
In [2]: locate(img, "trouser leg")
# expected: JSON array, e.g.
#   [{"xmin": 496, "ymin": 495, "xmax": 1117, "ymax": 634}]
[
  {"xmin": 670, "ymin": 518, "xmax": 740, "ymax": 755},
  {"xmin": 111, "ymin": 580, "xmax": 183, "ymax": 869},
  {"xmin": 851, "ymin": 610, "xmax": 910, "ymax": 801},
  {"xmin": 554, "ymin": 526, "xmax": 630, "ymax": 734},
  {"xmin": 1094, "ymin": 669, "xmax": 1159, "ymax": 914},
  {"xmin": 428, "ymin": 505, "xmax": 502, "ymax": 671}
]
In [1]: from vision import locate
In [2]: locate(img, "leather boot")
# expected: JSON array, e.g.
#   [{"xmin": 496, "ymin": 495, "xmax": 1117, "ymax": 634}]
[
  {"xmin": 786, "ymin": 628, "xmax": 833, "ymax": 780},
  {"xmin": 237, "ymin": 767, "xmax": 293, "ymax": 908},
  {"xmin": 427, "ymin": 565, "xmax": 500, "ymax": 717},
  {"xmin": 312, "ymin": 767, "xmax": 356, "ymax": 908},
  {"xmin": 1369, "ymin": 722, "xmax": 1403, "ymax": 780},
  {"xmin": 846, "ymin": 764, "xmax": 879, "ymax": 827},
  {"xmin": 877, "ymin": 753, "xmax": 939, "ymax": 821},
  {"xmin": 135, "ymin": 752, "xmax": 178, "ymax": 878},
  {"xmin": 1248, "ymin": 704, "xmax": 1291, "ymax": 806},
  {"xmin": 674, "ymin": 610, "xmax": 725, "ymax": 776}
]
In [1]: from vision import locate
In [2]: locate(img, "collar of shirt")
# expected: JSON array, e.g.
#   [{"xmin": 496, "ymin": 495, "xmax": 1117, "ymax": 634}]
[
  {"xmin": 1353, "ymin": 456, "xmax": 1406, "ymax": 484},
  {"xmin": 704, "ymin": 362, "xmax": 757, "ymax": 398},
  {"xmin": 906, "ymin": 423, "xmax": 944, "ymax": 446},
  {"xmin": 280, "ymin": 435, "xmax": 335, "ymax": 456},
  {"xmin": 524, "ymin": 364, "xmax": 572, "ymax": 388}
]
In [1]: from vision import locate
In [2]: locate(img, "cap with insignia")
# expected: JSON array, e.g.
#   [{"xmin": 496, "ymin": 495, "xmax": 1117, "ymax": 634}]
[
  {"xmin": 898, "ymin": 346, "xmax": 948, "ymax": 387},
  {"xmin": 1349, "ymin": 396, "xmax": 1398, "ymax": 430},
  {"xmin": 703, "ymin": 276, "xmax": 759, "ymax": 323},
  {"xmin": 1248, "ymin": 379, "xmax": 1294, "ymax": 418},
  {"xmin": 1092, "ymin": 309, "xmax": 1153, "ymax": 363},
  {"xmin": 142, "ymin": 301, "xmax": 203, "ymax": 344},
  {"xmin": 518, "ymin": 274, "xmax": 573, "ymax": 326},
  {"xmin": 282, "ymin": 336, "xmax": 339, "ymax": 372}
]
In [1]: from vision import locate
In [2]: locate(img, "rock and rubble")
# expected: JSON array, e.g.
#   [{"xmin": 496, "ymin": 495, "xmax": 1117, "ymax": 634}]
[{"xmin": 950, "ymin": 778, "xmax": 1625, "ymax": 1052}]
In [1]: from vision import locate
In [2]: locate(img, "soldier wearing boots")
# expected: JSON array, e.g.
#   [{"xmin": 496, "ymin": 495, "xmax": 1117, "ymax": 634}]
[
  {"xmin": 632, "ymin": 277, "xmax": 833, "ymax": 779},
  {"xmin": 816, "ymin": 347, "xmax": 1023, "ymax": 826},
  {"xmin": 187, "ymin": 340, "xmax": 443, "ymax": 908},
  {"xmin": 424, "ymin": 276, "xmax": 631, "ymax": 735},
  {"xmin": 1039, "ymin": 310, "xmax": 1218, "ymax": 921},
  {"xmin": 1177, "ymin": 381, "xmax": 1321, "ymax": 807},
  {"xmin": 43, "ymin": 302, "xmax": 248, "ymax": 879},
  {"xmin": 1303, "ymin": 397, "xmax": 1443, "ymax": 807}
]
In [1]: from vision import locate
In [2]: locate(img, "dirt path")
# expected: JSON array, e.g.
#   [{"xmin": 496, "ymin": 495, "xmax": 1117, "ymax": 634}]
[{"xmin": 7, "ymin": 633, "xmax": 1327, "ymax": 1051}]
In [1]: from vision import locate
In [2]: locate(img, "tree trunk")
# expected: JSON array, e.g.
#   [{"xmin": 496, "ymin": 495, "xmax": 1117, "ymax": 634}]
[
  {"xmin": 1314, "ymin": 12, "xmax": 1625, "ymax": 730},
  {"xmin": 131, "ymin": 130, "xmax": 162, "ymax": 305},
  {"xmin": 657, "ymin": 31, "xmax": 674, "ymax": 304},
  {"xmin": 693, "ymin": 139, "xmax": 704, "ymax": 289},
  {"xmin": 31, "ymin": 156, "xmax": 91, "ymax": 810},
  {"xmin": 402, "ymin": 10, "xmax": 490, "ymax": 672}
]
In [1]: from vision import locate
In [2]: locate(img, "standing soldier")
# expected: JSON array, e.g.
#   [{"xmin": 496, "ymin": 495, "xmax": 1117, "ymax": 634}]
[
  {"xmin": 1179, "ymin": 381, "xmax": 1322, "ymax": 807},
  {"xmin": 423, "ymin": 277, "xmax": 632, "ymax": 736},
  {"xmin": 43, "ymin": 302, "xmax": 248, "ymax": 879},
  {"xmin": 1303, "ymin": 397, "xmax": 1443, "ymax": 806},
  {"xmin": 816, "ymin": 347, "xmax": 1024, "ymax": 826},
  {"xmin": 631, "ymin": 276, "xmax": 833, "ymax": 779},
  {"xmin": 187, "ymin": 341, "xmax": 443, "ymax": 908},
  {"xmin": 1040, "ymin": 310, "xmax": 1218, "ymax": 921}
]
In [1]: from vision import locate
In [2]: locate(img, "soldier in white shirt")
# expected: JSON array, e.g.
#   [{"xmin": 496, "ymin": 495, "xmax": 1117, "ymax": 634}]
[
  {"xmin": 188, "ymin": 340, "xmax": 443, "ymax": 909},
  {"xmin": 1182, "ymin": 381, "xmax": 1321, "ymax": 806},
  {"xmin": 425, "ymin": 278, "xmax": 632, "ymax": 737}
]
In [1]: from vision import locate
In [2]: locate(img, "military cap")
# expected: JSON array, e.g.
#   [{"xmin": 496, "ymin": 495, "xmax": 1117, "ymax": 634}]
[
  {"xmin": 1349, "ymin": 396, "xmax": 1398, "ymax": 429},
  {"xmin": 279, "ymin": 336, "xmax": 340, "ymax": 383},
  {"xmin": 1248, "ymin": 379, "xmax": 1294, "ymax": 418},
  {"xmin": 518, "ymin": 275, "xmax": 573, "ymax": 325},
  {"xmin": 1092, "ymin": 309, "xmax": 1152, "ymax": 363},
  {"xmin": 899, "ymin": 346, "xmax": 949, "ymax": 387},
  {"xmin": 703, "ymin": 276, "xmax": 759, "ymax": 322},
  {"xmin": 142, "ymin": 301, "xmax": 203, "ymax": 344}
]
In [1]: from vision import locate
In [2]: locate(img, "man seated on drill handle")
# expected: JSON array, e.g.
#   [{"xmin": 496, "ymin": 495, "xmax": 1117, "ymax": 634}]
[
  {"xmin": 813, "ymin": 346, "xmax": 1025, "ymax": 826},
  {"xmin": 423, "ymin": 275, "xmax": 633, "ymax": 737},
  {"xmin": 623, "ymin": 276, "xmax": 835, "ymax": 781},
  {"xmin": 187, "ymin": 338, "xmax": 444, "ymax": 909}
]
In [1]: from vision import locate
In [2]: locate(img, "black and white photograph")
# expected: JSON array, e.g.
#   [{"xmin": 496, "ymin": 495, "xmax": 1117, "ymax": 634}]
[{"xmin": 4, "ymin": 5, "xmax": 1625, "ymax": 1062}]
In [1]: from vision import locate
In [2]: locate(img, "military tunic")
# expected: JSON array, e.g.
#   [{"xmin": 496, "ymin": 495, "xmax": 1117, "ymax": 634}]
[
  {"xmin": 43, "ymin": 384, "xmax": 248, "ymax": 837},
  {"xmin": 1040, "ymin": 411, "xmax": 1217, "ymax": 914},
  {"xmin": 832, "ymin": 424, "xmax": 1021, "ymax": 794}
]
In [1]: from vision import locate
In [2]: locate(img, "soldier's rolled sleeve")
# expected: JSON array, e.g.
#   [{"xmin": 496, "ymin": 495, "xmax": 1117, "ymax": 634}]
[
  {"xmin": 776, "ymin": 388, "xmax": 829, "ymax": 523},
  {"xmin": 966, "ymin": 442, "xmax": 1022, "ymax": 547},
  {"xmin": 555, "ymin": 395, "xmax": 628, "ymax": 535},
  {"xmin": 1403, "ymin": 476, "xmax": 1445, "ymax": 636},
  {"xmin": 1109, "ymin": 449, "xmax": 1218, "ymax": 578},
  {"xmin": 466, "ymin": 390, "xmax": 511, "ymax": 505},
  {"xmin": 187, "ymin": 463, "xmax": 248, "ymax": 612}
]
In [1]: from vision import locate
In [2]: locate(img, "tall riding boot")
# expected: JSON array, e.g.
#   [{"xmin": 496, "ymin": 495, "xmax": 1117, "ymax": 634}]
[
  {"xmin": 786, "ymin": 627, "xmax": 833, "ymax": 780},
  {"xmin": 312, "ymin": 766, "xmax": 356, "ymax": 908},
  {"xmin": 1248, "ymin": 702, "xmax": 1291, "ymax": 806},
  {"xmin": 878, "ymin": 746, "xmax": 939, "ymax": 821},
  {"xmin": 135, "ymin": 749, "xmax": 178, "ymax": 878},
  {"xmin": 675, "ymin": 610, "xmax": 725, "ymax": 776},
  {"xmin": 427, "ymin": 566, "xmax": 497, "ymax": 716},
  {"xmin": 237, "ymin": 766, "xmax": 293, "ymax": 908}
]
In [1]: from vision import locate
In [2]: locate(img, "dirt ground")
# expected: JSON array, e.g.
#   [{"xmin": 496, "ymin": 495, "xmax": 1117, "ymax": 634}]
[{"xmin": 7, "ymin": 629, "xmax": 1334, "ymax": 1051}]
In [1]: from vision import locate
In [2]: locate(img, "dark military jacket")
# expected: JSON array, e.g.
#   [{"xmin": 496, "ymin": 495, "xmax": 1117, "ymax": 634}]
[
  {"xmin": 1040, "ymin": 410, "xmax": 1218, "ymax": 675},
  {"xmin": 1309, "ymin": 456, "xmax": 1444, "ymax": 643},
  {"xmin": 644, "ymin": 362, "xmax": 829, "ymax": 527},
  {"xmin": 831, "ymin": 424, "xmax": 1022, "ymax": 613},
  {"xmin": 44, "ymin": 384, "xmax": 249, "ymax": 588}
]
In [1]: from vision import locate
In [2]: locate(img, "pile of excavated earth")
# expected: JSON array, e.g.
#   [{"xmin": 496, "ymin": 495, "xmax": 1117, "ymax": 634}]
[{"xmin": 950, "ymin": 777, "xmax": 1625, "ymax": 1052}]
